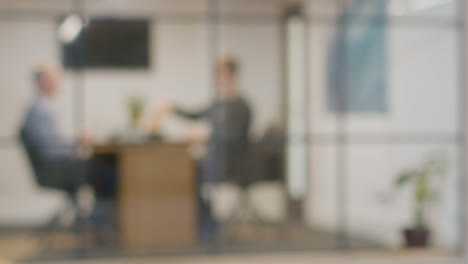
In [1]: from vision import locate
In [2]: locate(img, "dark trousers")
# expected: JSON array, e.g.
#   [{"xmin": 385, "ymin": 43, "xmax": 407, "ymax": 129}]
[
  {"xmin": 88, "ymin": 154, "xmax": 118, "ymax": 199},
  {"xmin": 44, "ymin": 154, "xmax": 118, "ymax": 199},
  {"xmin": 41, "ymin": 157, "xmax": 88, "ymax": 197},
  {"xmin": 87, "ymin": 154, "xmax": 119, "ymax": 233},
  {"xmin": 42, "ymin": 154, "xmax": 118, "ymax": 242},
  {"xmin": 197, "ymin": 167, "xmax": 220, "ymax": 242}
]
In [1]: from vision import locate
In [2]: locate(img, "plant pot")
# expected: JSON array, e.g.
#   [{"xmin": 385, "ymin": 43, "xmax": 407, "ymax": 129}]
[{"xmin": 403, "ymin": 228, "xmax": 430, "ymax": 248}]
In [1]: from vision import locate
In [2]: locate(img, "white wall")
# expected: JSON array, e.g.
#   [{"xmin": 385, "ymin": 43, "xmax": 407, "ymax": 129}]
[
  {"xmin": 305, "ymin": 1, "xmax": 461, "ymax": 249},
  {"xmin": 82, "ymin": 22, "xmax": 211, "ymax": 140}
]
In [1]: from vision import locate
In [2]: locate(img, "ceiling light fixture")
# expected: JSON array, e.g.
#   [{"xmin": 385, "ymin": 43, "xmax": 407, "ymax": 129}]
[{"xmin": 58, "ymin": 14, "xmax": 84, "ymax": 44}]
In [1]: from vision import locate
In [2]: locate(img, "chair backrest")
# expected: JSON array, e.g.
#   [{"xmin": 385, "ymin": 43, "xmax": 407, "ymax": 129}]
[
  {"xmin": 226, "ymin": 145, "xmax": 259, "ymax": 188},
  {"xmin": 19, "ymin": 127, "xmax": 46, "ymax": 187},
  {"xmin": 257, "ymin": 122, "xmax": 285, "ymax": 182}
]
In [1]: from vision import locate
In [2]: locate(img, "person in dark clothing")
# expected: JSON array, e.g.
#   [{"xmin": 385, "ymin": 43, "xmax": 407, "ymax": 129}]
[
  {"xmin": 156, "ymin": 56, "xmax": 252, "ymax": 241},
  {"xmin": 174, "ymin": 95, "xmax": 251, "ymax": 184}
]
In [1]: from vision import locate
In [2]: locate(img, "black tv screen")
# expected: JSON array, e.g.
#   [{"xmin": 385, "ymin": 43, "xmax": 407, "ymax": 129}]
[{"xmin": 62, "ymin": 19, "xmax": 150, "ymax": 69}]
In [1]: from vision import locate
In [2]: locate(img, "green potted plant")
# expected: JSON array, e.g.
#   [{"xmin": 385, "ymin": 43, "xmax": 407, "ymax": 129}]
[
  {"xmin": 394, "ymin": 153, "xmax": 447, "ymax": 248},
  {"xmin": 127, "ymin": 96, "xmax": 144, "ymax": 129}
]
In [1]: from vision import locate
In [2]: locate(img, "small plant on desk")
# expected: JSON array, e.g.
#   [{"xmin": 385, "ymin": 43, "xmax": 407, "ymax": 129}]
[{"xmin": 128, "ymin": 96, "xmax": 144, "ymax": 128}]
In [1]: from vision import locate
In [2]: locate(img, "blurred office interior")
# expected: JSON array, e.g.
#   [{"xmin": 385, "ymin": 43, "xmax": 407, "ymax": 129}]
[{"xmin": 0, "ymin": 0, "xmax": 465, "ymax": 263}]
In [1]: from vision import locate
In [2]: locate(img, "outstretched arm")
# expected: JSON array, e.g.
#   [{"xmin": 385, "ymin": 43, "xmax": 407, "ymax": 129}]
[{"xmin": 173, "ymin": 106, "xmax": 208, "ymax": 120}]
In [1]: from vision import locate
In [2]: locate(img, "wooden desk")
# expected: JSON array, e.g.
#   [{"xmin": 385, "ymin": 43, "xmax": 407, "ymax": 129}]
[{"xmin": 94, "ymin": 142, "xmax": 198, "ymax": 249}]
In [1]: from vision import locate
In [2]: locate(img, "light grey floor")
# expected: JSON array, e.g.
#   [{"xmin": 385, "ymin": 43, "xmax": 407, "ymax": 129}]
[
  {"xmin": 29, "ymin": 251, "xmax": 460, "ymax": 264},
  {"xmin": 9, "ymin": 223, "xmax": 381, "ymax": 262}
]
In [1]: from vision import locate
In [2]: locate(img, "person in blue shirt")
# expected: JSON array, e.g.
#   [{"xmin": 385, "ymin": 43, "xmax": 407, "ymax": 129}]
[
  {"xmin": 20, "ymin": 62, "xmax": 118, "ymax": 244},
  {"xmin": 20, "ymin": 62, "xmax": 90, "ymax": 194}
]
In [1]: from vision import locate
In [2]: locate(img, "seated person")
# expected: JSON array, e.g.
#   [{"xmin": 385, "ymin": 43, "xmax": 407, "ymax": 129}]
[
  {"xmin": 155, "ymin": 56, "xmax": 252, "ymax": 240},
  {"xmin": 20, "ymin": 62, "xmax": 90, "ymax": 196},
  {"xmin": 20, "ymin": 62, "xmax": 117, "ymax": 242}
]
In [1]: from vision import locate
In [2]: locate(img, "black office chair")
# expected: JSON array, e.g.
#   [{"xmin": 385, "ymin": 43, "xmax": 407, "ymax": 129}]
[
  {"xmin": 220, "ymin": 127, "xmax": 287, "ymax": 242},
  {"xmin": 19, "ymin": 128, "xmax": 90, "ymax": 251},
  {"xmin": 222, "ymin": 145, "xmax": 264, "ymax": 224}
]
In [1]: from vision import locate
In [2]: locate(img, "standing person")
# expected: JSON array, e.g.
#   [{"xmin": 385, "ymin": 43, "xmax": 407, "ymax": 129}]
[{"xmin": 157, "ymin": 56, "xmax": 252, "ymax": 241}]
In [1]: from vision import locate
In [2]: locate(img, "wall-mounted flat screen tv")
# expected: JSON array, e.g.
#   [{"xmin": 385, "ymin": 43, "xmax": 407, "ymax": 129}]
[{"xmin": 62, "ymin": 19, "xmax": 150, "ymax": 69}]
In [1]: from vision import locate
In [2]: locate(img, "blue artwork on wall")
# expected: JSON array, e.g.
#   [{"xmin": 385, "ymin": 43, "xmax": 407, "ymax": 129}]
[{"xmin": 327, "ymin": 0, "xmax": 387, "ymax": 113}]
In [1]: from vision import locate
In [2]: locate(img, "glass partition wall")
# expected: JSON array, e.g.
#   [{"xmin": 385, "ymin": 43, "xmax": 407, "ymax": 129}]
[
  {"xmin": 304, "ymin": 0, "xmax": 464, "ymax": 250},
  {"xmin": 0, "ymin": 0, "xmax": 464, "ymax": 261}
]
